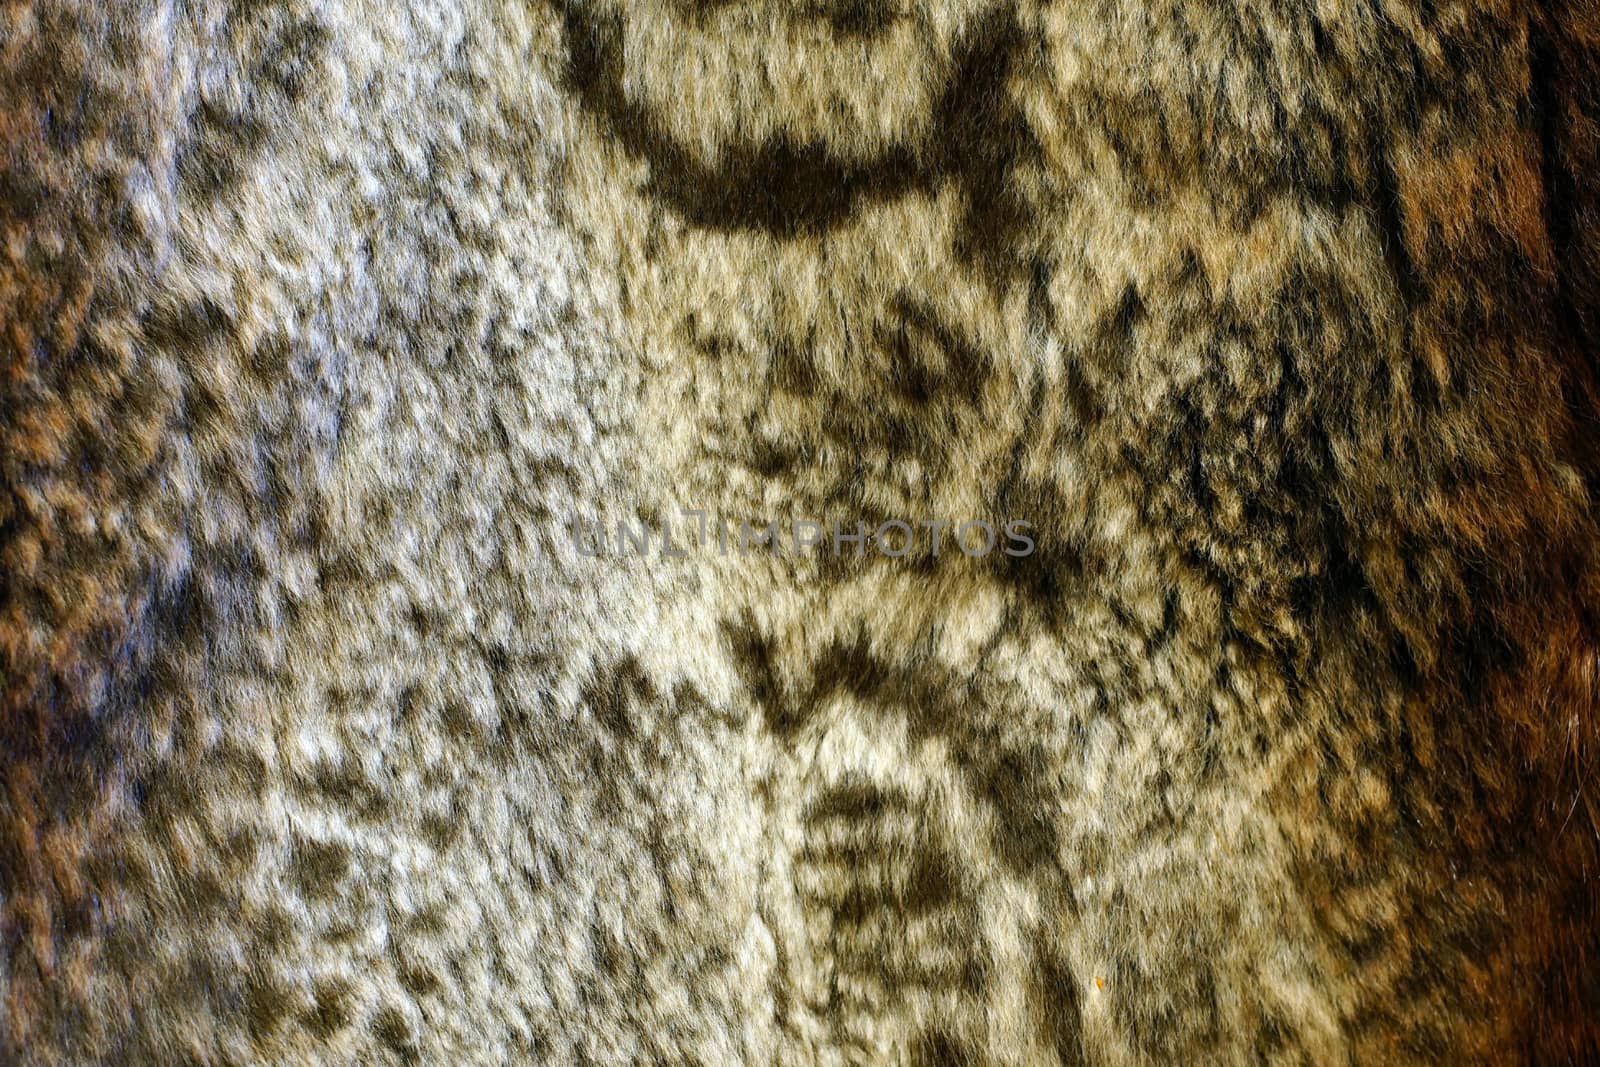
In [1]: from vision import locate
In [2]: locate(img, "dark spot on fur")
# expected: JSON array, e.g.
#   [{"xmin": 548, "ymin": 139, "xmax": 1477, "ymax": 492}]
[
  {"xmin": 305, "ymin": 978, "xmax": 354, "ymax": 1038},
  {"xmin": 721, "ymin": 615, "xmax": 801, "ymax": 736},
  {"xmin": 419, "ymin": 811, "xmax": 460, "ymax": 850},
  {"xmin": 372, "ymin": 1005, "xmax": 418, "ymax": 1060},
  {"xmin": 820, "ymin": 0, "xmax": 899, "ymax": 38},
  {"xmin": 399, "ymin": 965, "xmax": 441, "ymax": 997},
  {"xmin": 291, "ymin": 838, "xmax": 351, "ymax": 900},
  {"xmin": 882, "ymin": 297, "xmax": 993, "ymax": 405},
  {"xmin": 554, "ymin": 1, "xmax": 1036, "ymax": 265},
  {"xmin": 301, "ymin": 758, "xmax": 390, "ymax": 821},
  {"xmin": 1033, "ymin": 948, "xmax": 1088, "ymax": 1065},
  {"xmin": 0, "ymin": 164, "xmax": 49, "ymax": 216},
  {"xmin": 244, "ymin": 976, "xmax": 293, "ymax": 1038},
  {"xmin": 247, "ymin": 331, "xmax": 292, "ymax": 383},
  {"xmin": 255, "ymin": 906, "xmax": 296, "ymax": 952},
  {"xmin": 936, "ymin": 8, "xmax": 1040, "ymax": 285},
  {"xmin": 912, "ymin": 1027, "xmax": 985, "ymax": 1067},
  {"xmin": 966, "ymin": 747, "xmax": 1060, "ymax": 873},
  {"xmin": 255, "ymin": 17, "xmax": 332, "ymax": 102},
  {"xmin": 579, "ymin": 653, "xmax": 658, "ymax": 738},
  {"xmin": 143, "ymin": 297, "xmax": 234, "ymax": 354},
  {"xmin": 671, "ymin": 0, "xmax": 899, "ymax": 38},
  {"xmin": 803, "ymin": 631, "xmax": 968, "ymax": 740},
  {"xmin": 1371, "ymin": 148, "xmax": 1422, "ymax": 309},
  {"xmin": 557, "ymin": 1, "xmax": 920, "ymax": 234},
  {"xmin": 903, "ymin": 843, "xmax": 960, "ymax": 912},
  {"xmin": 807, "ymin": 780, "xmax": 901, "ymax": 822},
  {"xmin": 177, "ymin": 101, "xmax": 269, "ymax": 198},
  {"xmin": 439, "ymin": 700, "xmax": 488, "ymax": 743},
  {"xmin": 772, "ymin": 335, "xmax": 822, "ymax": 394}
]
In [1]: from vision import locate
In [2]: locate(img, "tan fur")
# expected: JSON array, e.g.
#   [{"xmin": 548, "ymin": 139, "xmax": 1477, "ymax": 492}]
[{"xmin": 3, "ymin": 1, "xmax": 1599, "ymax": 1063}]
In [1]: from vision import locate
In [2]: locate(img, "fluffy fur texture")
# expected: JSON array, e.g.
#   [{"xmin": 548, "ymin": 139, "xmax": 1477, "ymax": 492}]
[{"xmin": 3, "ymin": 0, "xmax": 1599, "ymax": 1062}]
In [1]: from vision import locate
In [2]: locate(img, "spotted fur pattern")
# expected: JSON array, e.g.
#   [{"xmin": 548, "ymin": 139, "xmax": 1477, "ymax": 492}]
[{"xmin": 3, "ymin": 1, "xmax": 1599, "ymax": 1063}]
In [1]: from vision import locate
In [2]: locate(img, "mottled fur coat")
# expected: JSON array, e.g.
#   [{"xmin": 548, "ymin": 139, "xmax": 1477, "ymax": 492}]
[{"xmin": 3, "ymin": 1, "xmax": 1599, "ymax": 1063}]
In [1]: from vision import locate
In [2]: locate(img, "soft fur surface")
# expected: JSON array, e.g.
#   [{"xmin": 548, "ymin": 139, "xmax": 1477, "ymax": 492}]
[{"xmin": 3, "ymin": 1, "xmax": 1600, "ymax": 1063}]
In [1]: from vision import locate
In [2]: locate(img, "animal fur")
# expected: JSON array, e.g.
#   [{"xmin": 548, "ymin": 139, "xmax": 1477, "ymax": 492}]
[{"xmin": 3, "ymin": 0, "xmax": 1599, "ymax": 1062}]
